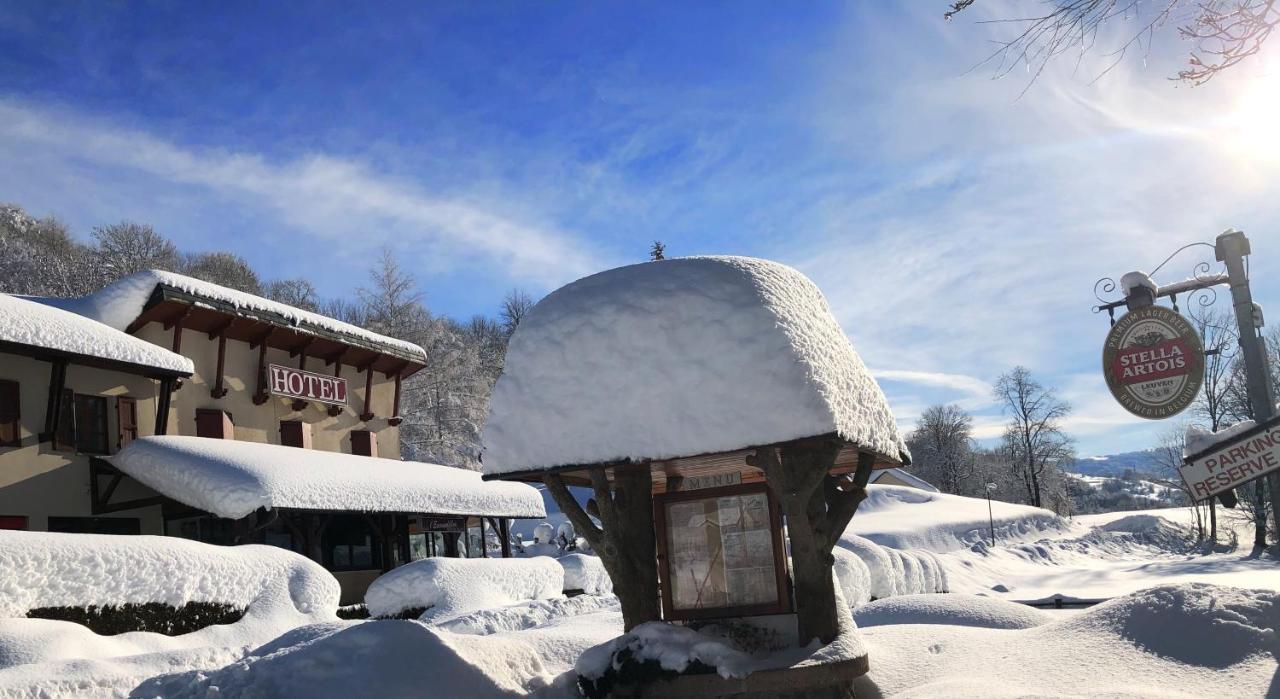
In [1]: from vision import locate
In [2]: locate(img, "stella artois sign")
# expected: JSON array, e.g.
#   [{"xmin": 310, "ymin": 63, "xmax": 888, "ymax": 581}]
[
  {"xmin": 1102, "ymin": 306, "xmax": 1203, "ymax": 419},
  {"xmin": 268, "ymin": 364, "xmax": 348, "ymax": 406}
]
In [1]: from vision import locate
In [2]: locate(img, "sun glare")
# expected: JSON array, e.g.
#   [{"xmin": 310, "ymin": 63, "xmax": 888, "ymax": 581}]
[{"xmin": 1231, "ymin": 72, "xmax": 1280, "ymax": 160}]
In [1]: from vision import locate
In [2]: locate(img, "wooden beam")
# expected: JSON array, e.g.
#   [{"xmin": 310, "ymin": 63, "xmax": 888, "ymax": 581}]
[
  {"xmin": 252, "ymin": 329, "xmax": 273, "ymax": 405},
  {"xmin": 290, "ymin": 337, "xmax": 314, "ymax": 359},
  {"xmin": 359, "ymin": 360, "xmax": 376, "ymax": 422},
  {"xmin": 327, "ymin": 353, "xmax": 347, "ymax": 417},
  {"xmin": 38, "ymin": 360, "xmax": 68, "ymax": 443},
  {"xmin": 388, "ymin": 373, "xmax": 403, "ymax": 427},
  {"xmin": 211, "ymin": 330, "xmax": 229, "ymax": 399},
  {"xmin": 206, "ymin": 318, "xmax": 235, "ymax": 341},
  {"xmin": 155, "ymin": 377, "xmax": 174, "ymax": 435}
]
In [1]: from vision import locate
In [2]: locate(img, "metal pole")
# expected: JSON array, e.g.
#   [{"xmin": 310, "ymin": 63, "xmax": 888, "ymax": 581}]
[
  {"xmin": 986, "ymin": 486, "xmax": 996, "ymax": 547},
  {"xmin": 1215, "ymin": 230, "xmax": 1280, "ymax": 544}
]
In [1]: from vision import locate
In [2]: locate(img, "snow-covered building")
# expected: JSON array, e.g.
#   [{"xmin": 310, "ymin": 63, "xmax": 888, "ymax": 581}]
[
  {"xmin": 868, "ymin": 468, "xmax": 940, "ymax": 492},
  {"xmin": 2, "ymin": 271, "xmax": 543, "ymax": 602},
  {"xmin": 0, "ymin": 293, "xmax": 192, "ymax": 534}
]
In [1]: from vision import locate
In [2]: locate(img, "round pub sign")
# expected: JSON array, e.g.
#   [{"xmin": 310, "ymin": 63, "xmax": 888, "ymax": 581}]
[{"xmin": 1102, "ymin": 305, "xmax": 1203, "ymax": 419}]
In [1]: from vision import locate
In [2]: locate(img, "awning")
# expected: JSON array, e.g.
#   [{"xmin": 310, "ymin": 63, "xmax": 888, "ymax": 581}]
[{"xmin": 112, "ymin": 436, "xmax": 545, "ymax": 520}]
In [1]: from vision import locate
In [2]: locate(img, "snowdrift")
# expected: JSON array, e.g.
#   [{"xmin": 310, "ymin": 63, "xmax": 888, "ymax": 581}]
[
  {"xmin": 847, "ymin": 484, "xmax": 1066, "ymax": 552},
  {"xmin": 854, "ymin": 594, "xmax": 1051, "ymax": 630},
  {"xmin": 0, "ymin": 530, "xmax": 337, "ymax": 618},
  {"xmin": 559, "ymin": 553, "xmax": 612, "ymax": 595},
  {"xmin": 364, "ymin": 557, "xmax": 564, "ymax": 620}
]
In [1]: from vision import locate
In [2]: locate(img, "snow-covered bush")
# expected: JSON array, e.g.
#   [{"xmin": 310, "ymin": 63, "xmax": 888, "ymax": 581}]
[
  {"xmin": 560, "ymin": 553, "xmax": 612, "ymax": 594},
  {"xmin": 365, "ymin": 557, "xmax": 563, "ymax": 621},
  {"xmin": 836, "ymin": 535, "xmax": 896, "ymax": 600},
  {"xmin": 0, "ymin": 531, "xmax": 338, "ymax": 618}
]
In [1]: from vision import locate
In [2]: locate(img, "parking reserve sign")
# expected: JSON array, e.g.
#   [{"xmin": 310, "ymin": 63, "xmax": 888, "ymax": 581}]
[
  {"xmin": 1181, "ymin": 417, "xmax": 1280, "ymax": 500},
  {"xmin": 1102, "ymin": 306, "xmax": 1203, "ymax": 419}
]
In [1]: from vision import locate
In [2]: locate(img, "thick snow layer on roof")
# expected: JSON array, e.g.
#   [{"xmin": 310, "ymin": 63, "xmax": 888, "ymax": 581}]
[
  {"xmin": 112, "ymin": 436, "xmax": 545, "ymax": 520},
  {"xmin": 364, "ymin": 557, "xmax": 563, "ymax": 620},
  {"xmin": 0, "ymin": 530, "xmax": 337, "ymax": 618},
  {"xmin": 37, "ymin": 269, "xmax": 426, "ymax": 360},
  {"xmin": 1183, "ymin": 418, "xmax": 1272, "ymax": 457},
  {"xmin": 0, "ymin": 293, "xmax": 192, "ymax": 374},
  {"xmin": 482, "ymin": 256, "xmax": 906, "ymax": 476}
]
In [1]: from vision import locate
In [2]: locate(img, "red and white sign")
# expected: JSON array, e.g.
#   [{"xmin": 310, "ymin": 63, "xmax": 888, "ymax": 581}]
[
  {"xmin": 1102, "ymin": 306, "xmax": 1203, "ymax": 419},
  {"xmin": 1181, "ymin": 417, "xmax": 1280, "ymax": 500},
  {"xmin": 268, "ymin": 364, "xmax": 348, "ymax": 406}
]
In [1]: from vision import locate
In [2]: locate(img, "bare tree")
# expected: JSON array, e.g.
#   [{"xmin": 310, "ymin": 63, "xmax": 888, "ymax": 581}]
[
  {"xmin": 649, "ymin": 240, "xmax": 666, "ymax": 261},
  {"xmin": 1152, "ymin": 423, "xmax": 1205, "ymax": 541},
  {"xmin": 91, "ymin": 222, "xmax": 179, "ymax": 280},
  {"xmin": 946, "ymin": 0, "xmax": 1280, "ymax": 86},
  {"xmin": 1219, "ymin": 325, "xmax": 1280, "ymax": 549},
  {"xmin": 264, "ymin": 278, "xmax": 320, "ymax": 312},
  {"xmin": 182, "ymin": 251, "xmax": 262, "ymax": 294},
  {"xmin": 1189, "ymin": 306, "xmax": 1236, "ymax": 543},
  {"xmin": 994, "ymin": 366, "xmax": 1074, "ymax": 509},
  {"xmin": 499, "ymin": 288, "xmax": 535, "ymax": 336},
  {"xmin": 906, "ymin": 404, "xmax": 977, "ymax": 495}
]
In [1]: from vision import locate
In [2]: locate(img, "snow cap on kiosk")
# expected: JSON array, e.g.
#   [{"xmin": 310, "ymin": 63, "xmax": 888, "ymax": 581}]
[{"xmin": 481, "ymin": 256, "xmax": 908, "ymax": 477}]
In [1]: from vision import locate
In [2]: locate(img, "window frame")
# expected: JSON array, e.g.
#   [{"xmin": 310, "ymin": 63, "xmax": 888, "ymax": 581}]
[{"xmin": 72, "ymin": 394, "xmax": 110, "ymax": 455}]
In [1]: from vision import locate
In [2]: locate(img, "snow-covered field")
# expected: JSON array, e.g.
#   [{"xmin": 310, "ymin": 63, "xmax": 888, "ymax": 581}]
[{"xmin": 1, "ymin": 485, "xmax": 1274, "ymax": 697}]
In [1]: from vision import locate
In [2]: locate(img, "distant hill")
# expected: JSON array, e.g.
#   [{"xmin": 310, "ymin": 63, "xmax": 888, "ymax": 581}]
[{"xmin": 1067, "ymin": 450, "xmax": 1163, "ymax": 478}]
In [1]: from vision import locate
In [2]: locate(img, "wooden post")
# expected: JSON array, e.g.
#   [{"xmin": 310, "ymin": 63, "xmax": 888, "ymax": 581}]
[
  {"xmin": 360, "ymin": 361, "xmax": 375, "ymax": 422},
  {"xmin": 155, "ymin": 378, "xmax": 173, "ymax": 435},
  {"xmin": 211, "ymin": 330, "xmax": 229, "ymax": 398},
  {"xmin": 328, "ymin": 351, "xmax": 346, "ymax": 417},
  {"xmin": 388, "ymin": 372, "xmax": 403, "ymax": 427},
  {"xmin": 39, "ymin": 360, "xmax": 68, "ymax": 443},
  {"xmin": 252, "ymin": 329, "xmax": 273, "ymax": 405}
]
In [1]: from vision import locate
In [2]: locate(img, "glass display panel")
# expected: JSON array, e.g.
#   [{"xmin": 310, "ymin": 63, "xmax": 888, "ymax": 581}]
[{"xmin": 664, "ymin": 490, "xmax": 778, "ymax": 612}]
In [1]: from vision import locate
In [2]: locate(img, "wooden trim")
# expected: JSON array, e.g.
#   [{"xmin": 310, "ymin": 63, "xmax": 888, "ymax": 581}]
[
  {"xmin": 653, "ymin": 482, "xmax": 792, "ymax": 621},
  {"xmin": 0, "ymin": 378, "xmax": 20, "ymax": 448},
  {"xmin": 0, "ymin": 340, "xmax": 189, "ymax": 380},
  {"xmin": 155, "ymin": 378, "xmax": 173, "ymax": 435},
  {"xmin": 211, "ymin": 331, "xmax": 229, "ymax": 398},
  {"xmin": 115, "ymin": 396, "xmax": 138, "ymax": 450},
  {"xmin": 388, "ymin": 373, "xmax": 402, "ymax": 427},
  {"xmin": 252, "ymin": 330, "xmax": 272, "ymax": 405}
]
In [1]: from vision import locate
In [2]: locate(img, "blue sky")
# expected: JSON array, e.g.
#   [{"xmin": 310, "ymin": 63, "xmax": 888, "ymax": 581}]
[{"xmin": 3, "ymin": 2, "xmax": 1279, "ymax": 456}]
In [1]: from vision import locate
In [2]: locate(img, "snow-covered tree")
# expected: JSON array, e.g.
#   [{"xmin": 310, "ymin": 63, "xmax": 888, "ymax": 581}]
[
  {"xmin": 906, "ymin": 404, "xmax": 977, "ymax": 496},
  {"xmin": 182, "ymin": 251, "xmax": 262, "ymax": 294},
  {"xmin": 91, "ymin": 222, "xmax": 180, "ymax": 280}
]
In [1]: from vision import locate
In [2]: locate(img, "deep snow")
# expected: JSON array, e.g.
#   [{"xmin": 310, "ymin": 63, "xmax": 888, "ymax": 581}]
[{"xmin": 481, "ymin": 256, "xmax": 908, "ymax": 476}]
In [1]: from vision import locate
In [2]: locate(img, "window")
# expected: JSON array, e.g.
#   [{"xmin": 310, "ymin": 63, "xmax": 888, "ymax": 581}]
[
  {"xmin": 116, "ymin": 397, "xmax": 137, "ymax": 449},
  {"xmin": 351, "ymin": 429, "xmax": 377, "ymax": 457},
  {"xmin": 167, "ymin": 515, "xmax": 234, "ymax": 545},
  {"xmin": 52, "ymin": 392, "xmax": 110, "ymax": 454},
  {"xmin": 0, "ymin": 380, "xmax": 19, "ymax": 448},
  {"xmin": 656, "ymin": 484, "xmax": 789, "ymax": 619},
  {"xmin": 73, "ymin": 395, "xmax": 109, "ymax": 454},
  {"xmin": 48, "ymin": 516, "xmax": 140, "ymax": 535},
  {"xmin": 0, "ymin": 515, "xmax": 28, "ymax": 530},
  {"xmin": 323, "ymin": 514, "xmax": 381, "ymax": 571}
]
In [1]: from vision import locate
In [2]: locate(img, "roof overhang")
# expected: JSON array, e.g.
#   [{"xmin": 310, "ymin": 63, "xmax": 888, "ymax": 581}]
[
  {"xmin": 129, "ymin": 284, "xmax": 425, "ymax": 378},
  {"xmin": 0, "ymin": 338, "xmax": 191, "ymax": 380},
  {"xmin": 113, "ymin": 436, "xmax": 545, "ymax": 520}
]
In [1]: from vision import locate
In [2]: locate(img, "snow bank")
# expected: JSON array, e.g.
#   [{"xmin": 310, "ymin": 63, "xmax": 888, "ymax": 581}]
[
  {"xmin": 848, "ymin": 484, "xmax": 1065, "ymax": 552},
  {"xmin": 856, "ymin": 582, "xmax": 1279, "ymax": 697},
  {"xmin": 559, "ymin": 553, "xmax": 612, "ymax": 594},
  {"xmin": 836, "ymin": 535, "xmax": 897, "ymax": 599},
  {"xmin": 39, "ymin": 269, "xmax": 426, "ymax": 360},
  {"xmin": 482, "ymin": 256, "xmax": 907, "ymax": 476},
  {"xmin": 113, "ymin": 435, "xmax": 545, "ymax": 520},
  {"xmin": 854, "ymin": 594, "xmax": 1051, "ymax": 630},
  {"xmin": 364, "ymin": 557, "xmax": 564, "ymax": 621},
  {"xmin": 1, "ymin": 293, "xmax": 192, "ymax": 374},
  {"xmin": 0, "ymin": 530, "xmax": 337, "ymax": 618},
  {"xmin": 831, "ymin": 547, "xmax": 872, "ymax": 607}
]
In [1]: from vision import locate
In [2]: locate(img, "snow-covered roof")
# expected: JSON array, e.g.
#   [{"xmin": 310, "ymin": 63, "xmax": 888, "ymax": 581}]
[
  {"xmin": 112, "ymin": 436, "xmax": 545, "ymax": 519},
  {"xmin": 869, "ymin": 468, "xmax": 940, "ymax": 493},
  {"xmin": 481, "ymin": 256, "xmax": 908, "ymax": 477},
  {"xmin": 36, "ymin": 270, "xmax": 426, "ymax": 362},
  {"xmin": 0, "ymin": 293, "xmax": 193, "ymax": 376}
]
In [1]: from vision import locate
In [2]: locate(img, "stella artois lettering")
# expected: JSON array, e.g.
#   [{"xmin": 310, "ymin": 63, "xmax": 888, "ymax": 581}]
[
  {"xmin": 267, "ymin": 364, "xmax": 348, "ymax": 406},
  {"xmin": 1102, "ymin": 306, "xmax": 1203, "ymax": 419}
]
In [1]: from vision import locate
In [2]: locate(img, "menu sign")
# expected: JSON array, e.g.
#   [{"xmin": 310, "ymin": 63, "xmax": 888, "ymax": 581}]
[{"xmin": 664, "ymin": 490, "xmax": 778, "ymax": 612}]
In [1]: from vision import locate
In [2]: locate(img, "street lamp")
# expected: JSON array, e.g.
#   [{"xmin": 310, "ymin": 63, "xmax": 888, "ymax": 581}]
[{"xmin": 985, "ymin": 483, "xmax": 998, "ymax": 547}]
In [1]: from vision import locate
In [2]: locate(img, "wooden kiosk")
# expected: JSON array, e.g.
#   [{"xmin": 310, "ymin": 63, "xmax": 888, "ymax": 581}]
[{"xmin": 482, "ymin": 257, "xmax": 909, "ymax": 697}]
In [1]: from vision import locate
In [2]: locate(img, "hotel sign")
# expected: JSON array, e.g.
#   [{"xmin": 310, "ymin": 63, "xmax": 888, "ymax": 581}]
[
  {"xmin": 1181, "ymin": 417, "xmax": 1280, "ymax": 500},
  {"xmin": 1102, "ymin": 306, "xmax": 1203, "ymax": 419},
  {"xmin": 268, "ymin": 364, "xmax": 347, "ymax": 406}
]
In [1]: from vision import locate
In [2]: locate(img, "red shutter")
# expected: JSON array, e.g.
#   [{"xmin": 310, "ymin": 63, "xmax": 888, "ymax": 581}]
[
  {"xmin": 0, "ymin": 380, "xmax": 19, "ymax": 448},
  {"xmin": 0, "ymin": 515, "xmax": 27, "ymax": 530},
  {"xmin": 196, "ymin": 409, "xmax": 234, "ymax": 439},
  {"xmin": 280, "ymin": 420, "xmax": 311, "ymax": 449},
  {"xmin": 116, "ymin": 397, "xmax": 137, "ymax": 450}
]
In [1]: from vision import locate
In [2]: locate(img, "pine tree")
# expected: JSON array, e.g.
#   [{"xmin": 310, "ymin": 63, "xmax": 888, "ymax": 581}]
[{"xmin": 649, "ymin": 240, "xmax": 665, "ymax": 261}]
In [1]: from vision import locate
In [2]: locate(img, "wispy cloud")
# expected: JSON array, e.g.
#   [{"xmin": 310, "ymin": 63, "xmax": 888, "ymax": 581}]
[{"xmin": 0, "ymin": 99, "xmax": 606, "ymax": 289}]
